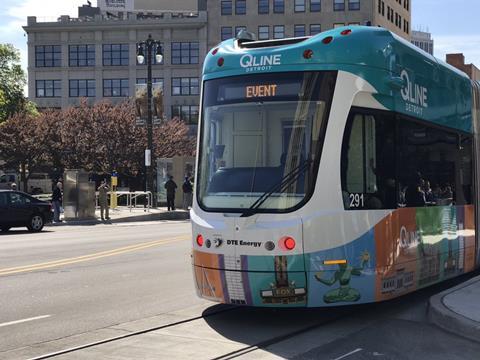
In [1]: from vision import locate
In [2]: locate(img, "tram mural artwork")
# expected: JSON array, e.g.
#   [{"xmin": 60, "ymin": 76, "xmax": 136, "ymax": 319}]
[{"xmin": 191, "ymin": 26, "xmax": 480, "ymax": 307}]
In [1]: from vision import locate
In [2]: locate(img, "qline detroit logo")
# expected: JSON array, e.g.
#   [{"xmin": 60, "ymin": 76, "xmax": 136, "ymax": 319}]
[
  {"xmin": 240, "ymin": 54, "xmax": 282, "ymax": 72},
  {"xmin": 400, "ymin": 69, "xmax": 428, "ymax": 116}
]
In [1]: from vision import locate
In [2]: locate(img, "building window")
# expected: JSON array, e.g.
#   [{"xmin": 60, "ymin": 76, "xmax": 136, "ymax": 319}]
[
  {"xmin": 36, "ymin": 80, "xmax": 61, "ymax": 97},
  {"xmin": 235, "ymin": 0, "xmax": 246, "ymax": 14},
  {"xmin": 310, "ymin": 0, "xmax": 321, "ymax": 12},
  {"xmin": 136, "ymin": 43, "xmax": 164, "ymax": 65},
  {"xmin": 172, "ymin": 77, "xmax": 199, "ymax": 96},
  {"xmin": 333, "ymin": 0, "xmax": 345, "ymax": 11},
  {"xmin": 221, "ymin": 0, "xmax": 232, "ymax": 15},
  {"xmin": 258, "ymin": 25, "xmax": 269, "ymax": 40},
  {"xmin": 69, "ymin": 45, "xmax": 95, "ymax": 67},
  {"xmin": 258, "ymin": 0, "xmax": 269, "ymax": 14},
  {"xmin": 171, "ymin": 42, "xmax": 199, "ymax": 65},
  {"xmin": 294, "ymin": 24, "xmax": 306, "ymax": 37},
  {"xmin": 171, "ymin": 105, "xmax": 199, "ymax": 124},
  {"xmin": 348, "ymin": 0, "xmax": 360, "ymax": 10},
  {"xmin": 103, "ymin": 44, "xmax": 129, "ymax": 66},
  {"xmin": 35, "ymin": 45, "xmax": 61, "ymax": 67},
  {"xmin": 295, "ymin": 0, "xmax": 306, "ymax": 12},
  {"xmin": 69, "ymin": 79, "xmax": 95, "ymax": 98},
  {"xmin": 404, "ymin": 0, "xmax": 409, "ymax": 11},
  {"xmin": 273, "ymin": 0, "xmax": 284, "ymax": 13},
  {"xmin": 273, "ymin": 25, "xmax": 285, "ymax": 39},
  {"xmin": 103, "ymin": 79, "xmax": 129, "ymax": 97},
  {"xmin": 310, "ymin": 24, "xmax": 321, "ymax": 35},
  {"xmin": 136, "ymin": 78, "xmax": 164, "ymax": 90},
  {"xmin": 221, "ymin": 27, "xmax": 233, "ymax": 41},
  {"xmin": 333, "ymin": 23, "xmax": 345, "ymax": 28},
  {"xmin": 235, "ymin": 26, "xmax": 247, "ymax": 36}
]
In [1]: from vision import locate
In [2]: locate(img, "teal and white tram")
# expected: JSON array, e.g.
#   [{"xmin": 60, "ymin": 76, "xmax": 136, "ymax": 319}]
[{"xmin": 191, "ymin": 26, "xmax": 480, "ymax": 307}]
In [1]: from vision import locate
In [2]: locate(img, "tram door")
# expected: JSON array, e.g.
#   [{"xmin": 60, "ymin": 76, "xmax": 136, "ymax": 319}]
[{"xmin": 471, "ymin": 81, "xmax": 480, "ymax": 265}]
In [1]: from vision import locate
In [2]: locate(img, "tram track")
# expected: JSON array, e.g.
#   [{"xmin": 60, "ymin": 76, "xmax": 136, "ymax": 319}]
[
  {"xmin": 27, "ymin": 305, "xmax": 239, "ymax": 360},
  {"xmin": 26, "ymin": 305, "xmax": 353, "ymax": 360}
]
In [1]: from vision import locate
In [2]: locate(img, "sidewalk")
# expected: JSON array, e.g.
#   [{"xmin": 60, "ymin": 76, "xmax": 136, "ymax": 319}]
[
  {"xmin": 429, "ymin": 274, "xmax": 480, "ymax": 342},
  {"xmin": 48, "ymin": 206, "xmax": 190, "ymax": 226}
]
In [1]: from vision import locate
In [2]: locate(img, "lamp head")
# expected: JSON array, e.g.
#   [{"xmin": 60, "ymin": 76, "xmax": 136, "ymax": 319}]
[
  {"xmin": 137, "ymin": 44, "xmax": 145, "ymax": 64},
  {"xmin": 155, "ymin": 45, "xmax": 163, "ymax": 63}
]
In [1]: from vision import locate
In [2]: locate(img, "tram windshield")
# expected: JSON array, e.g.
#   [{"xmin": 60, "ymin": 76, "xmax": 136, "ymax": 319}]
[{"xmin": 198, "ymin": 71, "xmax": 336, "ymax": 212}]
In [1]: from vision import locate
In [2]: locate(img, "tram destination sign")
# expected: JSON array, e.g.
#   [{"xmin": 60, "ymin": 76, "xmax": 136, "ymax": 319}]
[{"xmin": 219, "ymin": 80, "xmax": 301, "ymax": 102}]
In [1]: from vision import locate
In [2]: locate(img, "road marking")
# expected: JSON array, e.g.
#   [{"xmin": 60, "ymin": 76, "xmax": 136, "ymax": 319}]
[
  {"xmin": 332, "ymin": 348, "xmax": 363, "ymax": 360},
  {"xmin": 0, "ymin": 315, "xmax": 51, "ymax": 328},
  {"xmin": 0, "ymin": 235, "xmax": 190, "ymax": 277}
]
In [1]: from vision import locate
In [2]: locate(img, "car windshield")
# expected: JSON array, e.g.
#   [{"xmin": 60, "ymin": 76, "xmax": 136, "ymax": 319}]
[{"xmin": 197, "ymin": 71, "xmax": 336, "ymax": 212}]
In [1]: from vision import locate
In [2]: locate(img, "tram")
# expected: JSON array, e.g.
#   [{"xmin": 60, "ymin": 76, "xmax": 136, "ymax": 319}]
[{"xmin": 191, "ymin": 26, "xmax": 480, "ymax": 307}]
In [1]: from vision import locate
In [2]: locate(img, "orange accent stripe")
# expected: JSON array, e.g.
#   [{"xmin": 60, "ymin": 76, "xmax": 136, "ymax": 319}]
[{"xmin": 323, "ymin": 259, "xmax": 347, "ymax": 265}]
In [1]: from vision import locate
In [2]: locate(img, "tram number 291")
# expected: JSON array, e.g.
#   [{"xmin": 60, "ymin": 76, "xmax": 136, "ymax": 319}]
[{"xmin": 349, "ymin": 193, "xmax": 365, "ymax": 208}]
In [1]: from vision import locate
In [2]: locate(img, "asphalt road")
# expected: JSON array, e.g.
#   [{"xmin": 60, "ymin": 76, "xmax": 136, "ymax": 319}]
[
  {"xmin": 2, "ymin": 222, "xmax": 480, "ymax": 360},
  {"xmin": 0, "ymin": 221, "xmax": 199, "ymax": 354}
]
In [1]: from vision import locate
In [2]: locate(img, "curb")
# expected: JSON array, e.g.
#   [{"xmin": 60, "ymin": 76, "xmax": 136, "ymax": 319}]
[
  {"xmin": 47, "ymin": 211, "xmax": 190, "ymax": 226},
  {"xmin": 428, "ymin": 275, "xmax": 480, "ymax": 342}
]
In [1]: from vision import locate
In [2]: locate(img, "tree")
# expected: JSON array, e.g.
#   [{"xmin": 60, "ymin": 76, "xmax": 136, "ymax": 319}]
[
  {"xmin": 0, "ymin": 99, "xmax": 197, "ymax": 192},
  {"xmin": 0, "ymin": 113, "xmax": 46, "ymax": 191},
  {"xmin": 153, "ymin": 118, "xmax": 196, "ymax": 158},
  {"xmin": 0, "ymin": 44, "xmax": 27, "ymax": 123}
]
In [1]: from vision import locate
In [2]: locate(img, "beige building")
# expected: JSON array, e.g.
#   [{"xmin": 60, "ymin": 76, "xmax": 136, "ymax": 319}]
[
  {"xmin": 208, "ymin": 0, "xmax": 411, "ymax": 49},
  {"xmin": 411, "ymin": 30, "xmax": 433, "ymax": 55},
  {"xmin": 23, "ymin": 7, "xmax": 207, "ymax": 125},
  {"xmin": 24, "ymin": 1, "xmax": 411, "ymax": 120}
]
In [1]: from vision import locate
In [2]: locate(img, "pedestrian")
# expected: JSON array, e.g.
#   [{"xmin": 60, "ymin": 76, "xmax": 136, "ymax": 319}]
[
  {"xmin": 98, "ymin": 179, "xmax": 110, "ymax": 221},
  {"xmin": 52, "ymin": 182, "xmax": 63, "ymax": 223},
  {"xmin": 164, "ymin": 175, "xmax": 177, "ymax": 211},
  {"xmin": 182, "ymin": 176, "xmax": 193, "ymax": 210}
]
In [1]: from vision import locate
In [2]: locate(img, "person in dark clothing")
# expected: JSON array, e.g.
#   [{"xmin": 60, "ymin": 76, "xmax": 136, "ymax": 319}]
[
  {"xmin": 182, "ymin": 176, "xmax": 193, "ymax": 209},
  {"xmin": 405, "ymin": 182, "xmax": 426, "ymax": 207},
  {"xmin": 52, "ymin": 182, "xmax": 63, "ymax": 222},
  {"xmin": 164, "ymin": 176, "xmax": 177, "ymax": 211}
]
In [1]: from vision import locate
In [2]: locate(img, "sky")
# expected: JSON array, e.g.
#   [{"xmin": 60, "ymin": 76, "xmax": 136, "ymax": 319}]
[{"xmin": 0, "ymin": 0, "xmax": 479, "ymax": 87}]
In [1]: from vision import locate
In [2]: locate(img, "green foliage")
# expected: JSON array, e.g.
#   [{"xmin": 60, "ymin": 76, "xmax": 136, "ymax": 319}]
[{"xmin": 0, "ymin": 44, "xmax": 27, "ymax": 122}]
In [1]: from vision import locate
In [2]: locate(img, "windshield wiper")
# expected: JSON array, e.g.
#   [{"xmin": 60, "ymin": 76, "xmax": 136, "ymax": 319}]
[{"xmin": 240, "ymin": 160, "xmax": 311, "ymax": 217}]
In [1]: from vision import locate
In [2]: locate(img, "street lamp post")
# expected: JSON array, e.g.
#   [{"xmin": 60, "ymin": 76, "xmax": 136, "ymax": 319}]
[{"xmin": 137, "ymin": 34, "xmax": 163, "ymax": 208}]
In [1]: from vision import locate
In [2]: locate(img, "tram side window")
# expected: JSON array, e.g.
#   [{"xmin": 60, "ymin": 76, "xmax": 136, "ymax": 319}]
[
  {"xmin": 341, "ymin": 112, "xmax": 396, "ymax": 210},
  {"xmin": 397, "ymin": 119, "xmax": 473, "ymax": 207}
]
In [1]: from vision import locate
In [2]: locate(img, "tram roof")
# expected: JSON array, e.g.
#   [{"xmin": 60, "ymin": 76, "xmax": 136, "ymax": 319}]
[
  {"xmin": 204, "ymin": 26, "xmax": 468, "ymax": 81},
  {"xmin": 203, "ymin": 26, "xmax": 474, "ymax": 133}
]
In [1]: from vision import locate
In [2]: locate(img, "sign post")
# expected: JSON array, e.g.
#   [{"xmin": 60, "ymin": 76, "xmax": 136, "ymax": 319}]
[{"xmin": 110, "ymin": 171, "xmax": 118, "ymax": 209}]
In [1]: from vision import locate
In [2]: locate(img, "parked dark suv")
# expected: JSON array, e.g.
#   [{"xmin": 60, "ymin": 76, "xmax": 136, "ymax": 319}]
[{"xmin": 0, "ymin": 190, "xmax": 53, "ymax": 232}]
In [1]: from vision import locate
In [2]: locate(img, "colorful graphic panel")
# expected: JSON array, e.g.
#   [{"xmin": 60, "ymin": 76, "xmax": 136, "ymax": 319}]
[
  {"xmin": 307, "ymin": 230, "xmax": 376, "ymax": 307},
  {"xmin": 375, "ymin": 205, "xmax": 476, "ymax": 301},
  {"xmin": 193, "ymin": 251, "xmax": 226, "ymax": 303},
  {"xmin": 194, "ymin": 206, "xmax": 476, "ymax": 307}
]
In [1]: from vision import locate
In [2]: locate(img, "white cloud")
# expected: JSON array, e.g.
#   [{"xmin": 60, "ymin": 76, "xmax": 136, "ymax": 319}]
[{"xmin": 433, "ymin": 34, "xmax": 480, "ymax": 67}]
